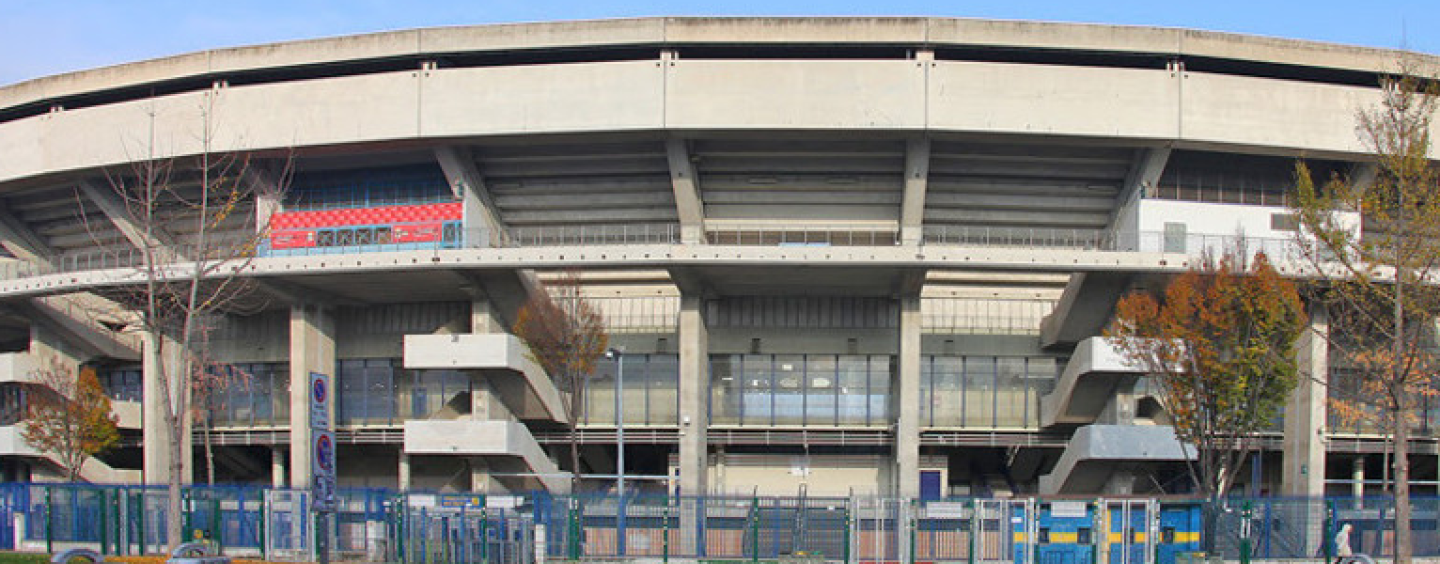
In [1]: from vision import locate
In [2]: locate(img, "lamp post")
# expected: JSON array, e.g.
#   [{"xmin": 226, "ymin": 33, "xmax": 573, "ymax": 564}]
[{"xmin": 606, "ymin": 347, "xmax": 626, "ymax": 555}]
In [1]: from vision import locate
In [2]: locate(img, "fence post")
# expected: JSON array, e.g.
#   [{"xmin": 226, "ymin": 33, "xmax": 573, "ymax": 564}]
[
  {"xmin": 45, "ymin": 486, "xmax": 53, "ymax": 554},
  {"xmin": 213, "ymin": 493, "xmax": 223, "ymax": 551},
  {"xmin": 99, "ymin": 489, "xmax": 109, "ymax": 555},
  {"xmin": 842, "ymin": 500, "xmax": 850, "ymax": 564},
  {"xmin": 259, "ymin": 492, "xmax": 267, "ymax": 562},
  {"xmin": 1239, "ymin": 500, "xmax": 1252, "ymax": 564},
  {"xmin": 662, "ymin": 497, "xmax": 670, "ymax": 564},
  {"xmin": 967, "ymin": 499, "xmax": 976, "ymax": 564},
  {"xmin": 751, "ymin": 494, "xmax": 760, "ymax": 564},
  {"xmin": 1323, "ymin": 499, "xmax": 1335, "ymax": 564},
  {"xmin": 135, "ymin": 491, "xmax": 145, "ymax": 555}
]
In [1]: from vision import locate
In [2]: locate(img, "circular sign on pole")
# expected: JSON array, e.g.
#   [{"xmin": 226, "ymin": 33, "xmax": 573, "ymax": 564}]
[
  {"xmin": 315, "ymin": 433, "xmax": 334, "ymax": 471},
  {"xmin": 312, "ymin": 376, "xmax": 327, "ymax": 404}
]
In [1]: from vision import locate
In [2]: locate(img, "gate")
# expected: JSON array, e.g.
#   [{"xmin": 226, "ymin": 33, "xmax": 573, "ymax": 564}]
[
  {"xmin": 1101, "ymin": 499, "xmax": 1157, "ymax": 564},
  {"xmin": 852, "ymin": 497, "xmax": 904, "ymax": 563},
  {"xmin": 975, "ymin": 499, "xmax": 1035, "ymax": 564},
  {"xmin": 1036, "ymin": 501, "xmax": 1094, "ymax": 564},
  {"xmin": 264, "ymin": 490, "xmax": 312, "ymax": 561},
  {"xmin": 0, "ymin": 484, "xmax": 19, "ymax": 549}
]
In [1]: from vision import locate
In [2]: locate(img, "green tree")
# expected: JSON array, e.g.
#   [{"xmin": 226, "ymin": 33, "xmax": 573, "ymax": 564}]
[
  {"xmin": 21, "ymin": 359, "xmax": 122, "ymax": 482},
  {"xmin": 1108, "ymin": 249, "xmax": 1306, "ymax": 502},
  {"xmin": 512, "ymin": 271, "xmax": 608, "ymax": 492},
  {"xmin": 1291, "ymin": 63, "xmax": 1440, "ymax": 564}
]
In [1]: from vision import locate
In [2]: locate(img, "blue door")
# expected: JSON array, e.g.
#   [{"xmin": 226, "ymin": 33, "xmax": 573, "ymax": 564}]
[
  {"xmin": 920, "ymin": 471, "xmax": 943, "ymax": 501},
  {"xmin": 1156, "ymin": 504, "xmax": 1201, "ymax": 564}
]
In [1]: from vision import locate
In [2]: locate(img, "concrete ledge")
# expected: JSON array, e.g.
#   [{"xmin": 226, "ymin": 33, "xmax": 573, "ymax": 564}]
[
  {"xmin": 403, "ymin": 333, "xmax": 568, "ymax": 423},
  {"xmin": 0, "ymin": 352, "xmax": 33, "ymax": 384},
  {"xmin": 1041, "ymin": 337, "xmax": 1145, "ymax": 427},
  {"xmin": 403, "ymin": 419, "xmax": 565, "ymax": 492},
  {"xmin": 1040, "ymin": 424, "xmax": 1192, "ymax": 494}
]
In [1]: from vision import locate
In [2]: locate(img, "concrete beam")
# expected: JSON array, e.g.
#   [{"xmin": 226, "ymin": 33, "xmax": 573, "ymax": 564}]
[
  {"xmin": 665, "ymin": 139, "xmax": 706, "ymax": 245},
  {"xmin": 78, "ymin": 179, "xmax": 184, "ymax": 257},
  {"xmin": 435, "ymin": 146, "xmax": 507, "ymax": 247},
  {"xmin": 0, "ymin": 205, "xmax": 55, "ymax": 263},
  {"xmin": 289, "ymin": 304, "xmax": 335, "ymax": 489},
  {"xmin": 900, "ymin": 138, "xmax": 931, "ymax": 246},
  {"xmin": 19, "ymin": 296, "xmax": 140, "ymax": 361},
  {"xmin": 1040, "ymin": 272, "xmax": 1134, "ymax": 348},
  {"xmin": 1108, "ymin": 147, "xmax": 1171, "ymax": 230}
]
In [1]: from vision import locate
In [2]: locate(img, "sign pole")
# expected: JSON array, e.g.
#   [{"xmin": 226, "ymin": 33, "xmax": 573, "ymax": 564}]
[{"xmin": 310, "ymin": 372, "xmax": 337, "ymax": 564}]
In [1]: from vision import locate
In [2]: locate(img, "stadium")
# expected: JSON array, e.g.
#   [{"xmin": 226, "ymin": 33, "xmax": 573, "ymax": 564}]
[{"xmin": 0, "ymin": 16, "xmax": 1431, "ymax": 507}]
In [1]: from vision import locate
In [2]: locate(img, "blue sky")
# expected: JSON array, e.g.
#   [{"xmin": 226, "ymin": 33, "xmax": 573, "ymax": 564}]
[{"xmin": 2, "ymin": 0, "xmax": 1436, "ymax": 86}]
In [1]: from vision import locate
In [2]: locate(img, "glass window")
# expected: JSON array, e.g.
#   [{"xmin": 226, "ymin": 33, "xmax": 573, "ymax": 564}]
[
  {"xmin": 964, "ymin": 357, "xmax": 996, "ymax": 428},
  {"xmin": 710, "ymin": 355, "xmax": 741, "ymax": 425},
  {"xmin": 772, "ymin": 355, "xmax": 805, "ymax": 426},
  {"xmin": 996, "ymin": 358, "xmax": 1027, "ymax": 428},
  {"xmin": 742, "ymin": 355, "xmax": 774, "ymax": 426},
  {"xmin": 647, "ymin": 354, "xmax": 680, "ymax": 425},
  {"xmin": 869, "ymin": 356, "xmax": 893, "ymax": 426},
  {"xmin": 806, "ymin": 355, "xmax": 838, "ymax": 426},
  {"xmin": 838, "ymin": 355, "xmax": 871, "ymax": 426}
]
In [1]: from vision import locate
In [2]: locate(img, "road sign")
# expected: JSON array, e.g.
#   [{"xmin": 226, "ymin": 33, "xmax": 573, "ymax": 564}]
[
  {"xmin": 309, "ymin": 372, "xmax": 329, "ymax": 429},
  {"xmin": 312, "ymin": 429, "xmax": 336, "ymax": 512}
]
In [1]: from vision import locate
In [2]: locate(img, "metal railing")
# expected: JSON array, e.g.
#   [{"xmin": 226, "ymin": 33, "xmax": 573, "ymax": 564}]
[{"xmin": 0, "ymin": 226, "xmax": 1327, "ymax": 285}]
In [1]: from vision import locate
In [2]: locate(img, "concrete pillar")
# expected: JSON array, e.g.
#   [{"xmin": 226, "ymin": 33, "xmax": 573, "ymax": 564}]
[
  {"xmin": 678, "ymin": 295, "xmax": 709, "ymax": 496},
  {"xmin": 289, "ymin": 304, "xmax": 336, "ymax": 489},
  {"xmin": 896, "ymin": 297, "xmax": 922, "ymax": 498},
  {"xmin": 472, "ymin": 299, "xmax": 505, "ymax": 334},
  {"xmin": 1104, "ymin": 469, "xmax": 1137, "ymax": 495},
  {"xmin": 271, "ymin": 447, "xmax": 286, "ymax": 488},
  {"xmin": 398, "ymin": 452, "xmax": 411, "ymax": 492},
  {"xmin": 471, "ymin": 458, "xmax": 502, "ymax": 493},
  {"xmin": 1282, "ymin": 305, "xmax": 1327, "ymax": 497},
  {"xmin": 473, "ymin": 379, "xmax": 513, "ymax": 421},
  {"xmin": 1352, "ymin": 457, "xmax": 1365, "ymax": 499},
  {"xmin": 142, "ymin": 332, "xmax": 191, "ymax": 485}
]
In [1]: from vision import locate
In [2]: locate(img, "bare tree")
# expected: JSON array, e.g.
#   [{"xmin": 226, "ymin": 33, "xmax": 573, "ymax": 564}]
[
  {"xmin": 512, "ymin": 271, "xmax": 608, "ymax": 492},
  {"xmin": 21, "ymin": 358, "xmax": 121, "ymax": 482},
  {"xmin": 91, "ymin": 94, "xmax": 286, "ymax": 547},
  {"xmin": 1291, "ymin": 61, "xmax": 1440, "ymax": 564}
]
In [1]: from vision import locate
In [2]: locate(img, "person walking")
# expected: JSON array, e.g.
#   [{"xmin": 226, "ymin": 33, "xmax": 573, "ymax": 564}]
[{"xmin": 1334, "ymin": 523, "xmax": 1354, "ymax": 564}]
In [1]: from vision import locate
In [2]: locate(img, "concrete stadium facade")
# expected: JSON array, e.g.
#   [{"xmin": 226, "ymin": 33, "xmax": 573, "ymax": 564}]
[{"xmin": 0, "ymin": 17, "xmax": 1433, "ymax": 498}]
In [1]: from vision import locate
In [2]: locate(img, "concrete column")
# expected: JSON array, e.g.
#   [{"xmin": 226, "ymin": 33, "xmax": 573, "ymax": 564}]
[
  {"xmin": 471, "ymin": 458, "xmax": 501, "ymax": 493},
  {"xmin": 398, "ymin": 452, "xmax": 411, "ymax": 492},
  {"xmin": 1352, "ymin": 457, "xmax": 1365, "ymax": 499},
  {"xmin": 472, "ymin": 299, "xmax": 505, "ymax": 334},
  {"xmin": 678, "ymin": 295, "xmax": 709, "ymax": 496},
  {"xmin": 289, "ymin": 304, "xmax": 336, "ymax": 489},
  {"xmin": 1282, "ymin": 305, "xmax": 1327, "ymax": 497},
  {"xmin": 896, "ymin": 297, "xmax": 922, "ymax": 498},
  {"xmin": 271, "ymin": 447, "xmax": 286, "ymax": 488},
  {"xmin": 473, "ymin": 379, "xmax": 513, "ymax": 421},
  {"xmin": 142, "ymin": 332, "xmax": 191, "ymax": 485}
]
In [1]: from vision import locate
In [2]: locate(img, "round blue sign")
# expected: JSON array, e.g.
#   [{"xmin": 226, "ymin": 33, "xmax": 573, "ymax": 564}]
[
  {"xmin": 312, "ymin": 377, "xmax": 326, "ymax": 403},
  {"xmin": 315, "ymin": 434, "xmax": 334, "ymax": 471}
]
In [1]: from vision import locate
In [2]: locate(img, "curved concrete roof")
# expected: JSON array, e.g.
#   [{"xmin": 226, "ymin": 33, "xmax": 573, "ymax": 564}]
[
  {"xmin": 1, "ymin": 17, "xmax": 1431, "ymax": 110},
  {"xmin": 0, "ymin": 17, "xmax": 1434, "ymax": 187}
]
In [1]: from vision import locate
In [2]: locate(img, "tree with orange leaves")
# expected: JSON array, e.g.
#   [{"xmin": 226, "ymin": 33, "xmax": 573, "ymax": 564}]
[
  {"xmin": 512, "ymin": 271, "xmax": 608, "ymax": 492},
  {"xmin": 1291, "ymin": 61, "xmax": 1440, "ymax": 564},
  {"xmin": 21, "ymin": 358, "xmax": 121, "ymax": 482},
  {"xmin": 1109, "ymin": 249, "xmax": 1306, "ymax": 502}
]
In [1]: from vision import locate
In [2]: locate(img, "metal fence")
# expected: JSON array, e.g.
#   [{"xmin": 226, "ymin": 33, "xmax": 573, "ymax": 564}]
[{"xmin": 8, "ymin": 483, "xmax": 1440, "ymax": 564}]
